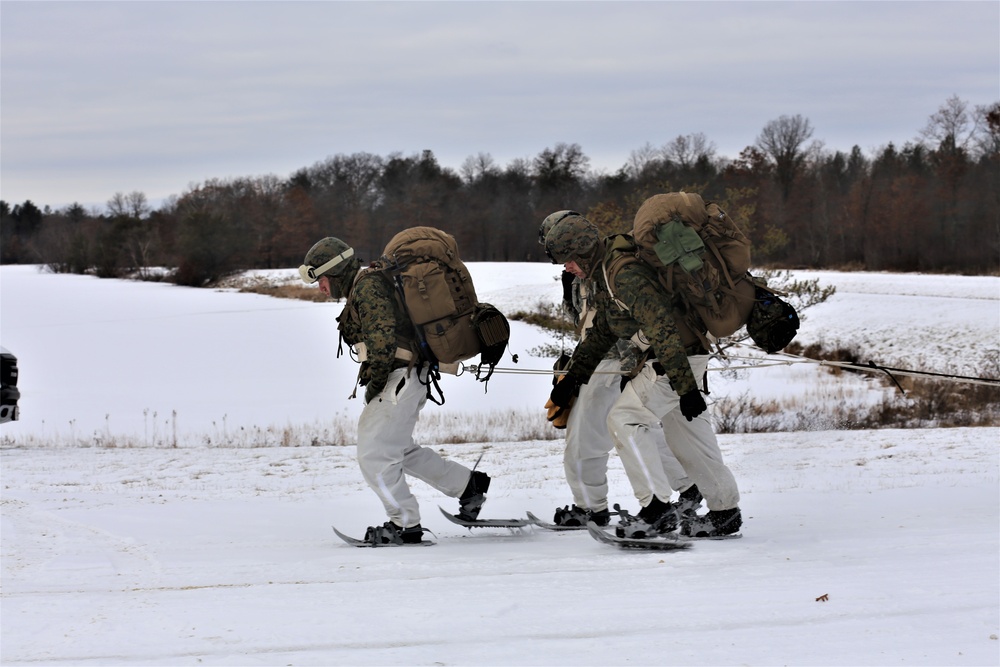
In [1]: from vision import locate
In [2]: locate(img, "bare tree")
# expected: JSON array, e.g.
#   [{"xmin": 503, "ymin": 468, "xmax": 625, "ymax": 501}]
[
  {"xmin": 460, "ymin": 152, "xmax": 499, "ymax": 183},
  {"xmin": 662, "ymin": 132, "xmax": 717, "ymax": 169},
  {"xmin": 972, "ymin": 101, "xmax": 1000, "ymax": 160},
  {"xmin": 625, "ymin": 142, "xmax": 661, "ymax": 178},
  {"xmin": 107, "ymin": 191, "xmax": 150, "ymax": 220},
  {"xmin": 919, "ymin": 94, "xmax": 981, "ymax": 154},
  {"xmin": 756, "ymin": 114, "xmax": 815, "ymax": 201},
  {"xmin": 533, "ymin": 142, "xmax": 590, "ymax": 188}
]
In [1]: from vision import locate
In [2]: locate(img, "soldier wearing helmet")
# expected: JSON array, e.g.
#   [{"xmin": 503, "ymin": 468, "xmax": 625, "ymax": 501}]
[
  {"xmin": 301, "ymin": 237, "xmax": 491, "ymax": 546},
  {"xmin": 301, "ymin": 237, "xmax": 360, "ymax": 297},
  {"xmin": 542, "ymin": 212, "xmax": 742, "ymax": 539},
  {"xmin": 541, "ymin": 212, "xmax": 604, "ymax": 280},
  {"xmin": 538, "ymin": 214, "xmax": 701, "ymax": 529}
]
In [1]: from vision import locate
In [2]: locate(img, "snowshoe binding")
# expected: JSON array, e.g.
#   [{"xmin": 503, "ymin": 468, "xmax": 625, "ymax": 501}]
[
  {"xmin": 676, "ymin": 485, "xmax": 703, "ymax": 523},
  {"xmin": 364, "ymin": 521, "xmax": 425, "ymax": 545},
  {"xmin": 552, "ymin": 504, "xmax": 611, "ymax": 528},
  {"xmin": 614, "ymin": 496, "xmax": 679, "ymax": 539},
  {"xmin": 681, "ymin": 507, "xmax": 742, "ymax": 538}
]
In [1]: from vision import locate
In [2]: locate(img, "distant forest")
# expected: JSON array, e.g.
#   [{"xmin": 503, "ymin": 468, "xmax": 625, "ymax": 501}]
[{"xmin": 2, "ymin": 95, "xmax": 998, "ymax": 286}]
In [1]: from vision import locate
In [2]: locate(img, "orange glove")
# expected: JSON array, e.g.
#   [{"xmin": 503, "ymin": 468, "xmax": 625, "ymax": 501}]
[{"xmin": 545, "ymin": 373, "xmax": 577, "ymax": 429}]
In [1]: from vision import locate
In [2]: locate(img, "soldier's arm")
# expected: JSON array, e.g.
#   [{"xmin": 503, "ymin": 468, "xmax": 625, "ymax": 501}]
[
  {"xmin": 613, "ymin": 266, "xmax": 699, "ymax": 396},
  {"xmin": 354, "ymin": 275, "xmax": 399, "ymax": 396}
]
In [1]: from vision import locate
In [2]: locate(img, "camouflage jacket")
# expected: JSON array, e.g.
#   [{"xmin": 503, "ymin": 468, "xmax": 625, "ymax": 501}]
[
  {"xmin": 570, "ymin": 273, "xmax": 644, "ymax": 373},
  {"xmin": 565, "ymin": 239, "xmax": 703, "ymax": 396},
  {"xmin": 337, "ymin": 269, "xmax": 417, "ymax": 396}
]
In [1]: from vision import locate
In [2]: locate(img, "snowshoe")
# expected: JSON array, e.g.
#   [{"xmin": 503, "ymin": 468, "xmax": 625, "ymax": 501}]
[
  {"xmin": 614, "ymin": 497, "xmax": 678, "ymax": 539},
  {"xmin": 681, "ymin": 507, "xmax": 742, "ymax": 538},
  {"xmin": 552, "ymin": 504, "xmax": 610, "ymax": 527},
  {"xmin": 363, "ymin": 521, "xmax": 425, "ymax": 545}
]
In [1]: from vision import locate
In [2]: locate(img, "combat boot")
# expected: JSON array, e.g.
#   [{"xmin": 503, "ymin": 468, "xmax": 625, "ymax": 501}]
[
  {"xmin": 676, "ymin": 485, "xmax": 703, "ymax": 522},
  {"xmin": 458, "ymin": 470, "xmax": 491, "ymax": 521},
  {"xmin": 681, "ymin": 507, "xmax": 742, "ymax": 538},
  {"xmin": 615, "ymin": 496, "xmax": 678, "ymax": 538},
  {"xmin": 363, "ymin": 521, "xmax": 424, "ymax": 545}
]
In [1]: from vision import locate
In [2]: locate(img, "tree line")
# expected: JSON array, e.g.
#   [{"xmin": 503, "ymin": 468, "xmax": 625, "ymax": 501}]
[{"xmin": 2, "ymin": 95, "xmax": 997, "ymax": 286}]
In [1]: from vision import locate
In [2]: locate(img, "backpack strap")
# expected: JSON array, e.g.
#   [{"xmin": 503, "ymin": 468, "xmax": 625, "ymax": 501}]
[
  {"xmin": 606, "ymin": 236, "xmax": 724, "ymax": 357},
  {"xmin": 601, "ymin": 235, "xmax": 641, "ymax": 312}
]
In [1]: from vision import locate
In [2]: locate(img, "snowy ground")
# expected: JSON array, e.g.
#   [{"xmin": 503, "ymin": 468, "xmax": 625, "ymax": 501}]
[{"xmin": 1, "ymin": 264, "xmax": 998, "ymax": 666}]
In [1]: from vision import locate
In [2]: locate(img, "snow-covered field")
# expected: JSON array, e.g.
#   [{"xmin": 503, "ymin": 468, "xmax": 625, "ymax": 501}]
[{"xmin": 1, "ymin": 264, "xmax": 998, "ymax": 666}]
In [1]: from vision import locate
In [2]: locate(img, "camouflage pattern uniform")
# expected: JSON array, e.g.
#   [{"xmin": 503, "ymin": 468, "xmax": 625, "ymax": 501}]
[
  {"xmin": 336, "ymin": 268, "xmax": 415, "ymax": 401},
  {"xmin": 555, "ymin": 270, "xmax": 694, "ymax": 522},
  {"xmin": 303, "ymin": 238, "xmax": 478, "ymax": 531},
  {"xmin": 546, "ymin": 224, "xmax": 741, "ymax": 515}
]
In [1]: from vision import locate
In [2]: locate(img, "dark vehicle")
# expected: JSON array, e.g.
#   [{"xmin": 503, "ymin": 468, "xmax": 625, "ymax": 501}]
[{"xmin": 1, "ymin": 346, "xmax": 20, "ymax": 423}]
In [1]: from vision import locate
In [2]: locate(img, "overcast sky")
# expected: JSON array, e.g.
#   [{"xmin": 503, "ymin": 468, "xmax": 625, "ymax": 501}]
[{"xmin": 2, "ymin": 1, "xmax": 997, "ymax": 211}]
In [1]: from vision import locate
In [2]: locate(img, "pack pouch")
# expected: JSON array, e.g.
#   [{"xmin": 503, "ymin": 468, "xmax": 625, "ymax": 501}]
[
  {"xmin": 746, "ymin": 285, "xmax": 800, "ymax": 353},
  {"xmin": 471, "ymin": 303, "xmax": 510, "ymax": 381}
]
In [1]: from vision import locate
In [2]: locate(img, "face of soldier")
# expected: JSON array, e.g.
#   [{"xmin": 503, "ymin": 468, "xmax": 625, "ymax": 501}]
[
  {"xmin": 318, "ymin": 275, "xmax": 345, "ymax": 300},
  {"xmin": 318, "ymin": 276, "xmax": 333, "ymax": 298},
  {"xmin": 564, "ymin": 261, "xmax": 586, "ymax": 278}
]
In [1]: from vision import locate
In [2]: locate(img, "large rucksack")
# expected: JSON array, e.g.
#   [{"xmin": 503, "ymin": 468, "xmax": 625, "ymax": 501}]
[
  {"xmin": 607, "ymin": 192, "xmax": 798, "ymax": 353},
  {"xmin": 376, "ymin": 227, "xmax": 510, "ymax": 381}
]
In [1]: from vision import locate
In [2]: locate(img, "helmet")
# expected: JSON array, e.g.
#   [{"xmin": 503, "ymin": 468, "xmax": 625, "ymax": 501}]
[
  {"xmin": 299, "ymin": 237, "xmax": 358, "ymax": 284},
  {"xmin": 538, "ymin": 210, "xmax": 581, "ymax": 246},
  {"xmin": 543, "ymin": 213, "xmax": 601, "ymax": 266}
]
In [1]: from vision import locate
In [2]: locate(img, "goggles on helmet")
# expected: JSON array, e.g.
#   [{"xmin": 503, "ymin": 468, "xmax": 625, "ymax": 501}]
[{"xmin": 298, "ymin": 247, "xmax": 355, "ymax": 284}]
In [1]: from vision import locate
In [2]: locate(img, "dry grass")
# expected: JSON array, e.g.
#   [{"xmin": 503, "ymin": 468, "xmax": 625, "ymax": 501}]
[
  {"xmin": 714, "ymin": 344, "xmax": 1000, "ymax": 434},
  {"xmin": 214, "ymin": 274, "xmax": 330, "ymax": 302}
]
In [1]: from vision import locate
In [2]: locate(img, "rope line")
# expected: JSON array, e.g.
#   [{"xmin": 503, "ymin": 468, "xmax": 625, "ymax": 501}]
[{"xmin": 465, "ymin": 349, "xmax": 1000, "ymax": 389}]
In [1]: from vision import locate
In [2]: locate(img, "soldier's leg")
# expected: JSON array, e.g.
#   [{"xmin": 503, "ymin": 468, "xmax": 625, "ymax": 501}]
[
  {"xmin": 396, "ymin": 368, "xmax": 474, "ymax": 499},
  {"xmin": 564, "ymin": 358, "xmax": 619, "ymax": 510},
  {"xmin": 660, "ymin": 411, "xmax": 739, "ymax": 510},
  {"xmin": 645, "ymin": 355, "xmax": 740, "ymax": 511},
  {"xmin": 657, "ymin": 422, "xmax": 694, "ymax": 493},
  {"xmin": 607, "ymin": 363, "xmax": 675, "ymax": 508},
  {"xmin": 355, "ymin": 368, "xmax": 433, "ymax": 528}
]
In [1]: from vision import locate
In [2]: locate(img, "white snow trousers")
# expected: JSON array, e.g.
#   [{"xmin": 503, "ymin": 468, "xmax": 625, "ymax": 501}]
[
  {"xmin": 607, "ymin": 355, "xmax": 740, "ymax": 512},
  {"xmin": 356, "ymin": 366, "xmax": 473, "ymax": 528},
  {"xmin": 565, "ymin": 359, "xmax": 691, "ymax": 511},
  {"xmin": 563, "ymin": 359, "xmax": 619, "ymax": 512}
]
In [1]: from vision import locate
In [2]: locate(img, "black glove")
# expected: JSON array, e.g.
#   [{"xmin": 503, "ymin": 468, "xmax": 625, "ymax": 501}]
[
  {"xmin": 679, "ymin": 389, "xmax": 707, "ymax": 421},
  {"xmin": 549, "ymin": 373, "xmax": 582, "ymax": 408},
  {"xmin": 552, "ymin": 353, "xmax": 572, "ymax": 387},
  {"xmin": 560, "ymin": 271, "xmax": 575, "ymax": 309},
  {"xmin": 364, "ymin": 383, "xmax": 382, "ymax": 405}
]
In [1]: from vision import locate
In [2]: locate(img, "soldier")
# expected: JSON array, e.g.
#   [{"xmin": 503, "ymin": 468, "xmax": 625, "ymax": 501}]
[
  {"xmin": 538, "ymin": 211, "xmax": 703, "ymax": 529},
  {"xmin": 542, "ymin": 214, "xmax": 742, "ymax": 538},
  {"xmin": 300, "ymin": 237, "xmax": 491, "ymax": 545}
]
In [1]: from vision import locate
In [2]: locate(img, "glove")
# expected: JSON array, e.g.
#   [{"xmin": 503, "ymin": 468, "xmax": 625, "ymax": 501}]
[
  {"xmin": 545, "ymin": 373, "xmax": 580, "ymax": 429},
  {"xmin": 545, "ymin": 396, "xmax": 572, "ymax": 429},
  {"xmin": 560, "ymin": 271, "xmax": 575, "ymax": 309},
  {"xmin": 552, "ymin": 353, "xmax": 572, "ymax": 387},
  {"xmin": 679, "ymin": 389, "xmax": 707, "ymax": 422},
  {"xmin": 549, "ymin": 373, "xmax": 581, "ymax": 409},
  {"xmin": 364, "ymin": 383, "xmax": 382, "ymax": 405}
]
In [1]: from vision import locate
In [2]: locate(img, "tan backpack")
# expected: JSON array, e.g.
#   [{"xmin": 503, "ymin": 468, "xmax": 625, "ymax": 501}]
[
  {"xmin": 606, "ymin": 193, "xmax": 757, "ymax": 352},
  {"xmin": 377, "ymin": 227, "xmax": 509, "ymax": 381}
]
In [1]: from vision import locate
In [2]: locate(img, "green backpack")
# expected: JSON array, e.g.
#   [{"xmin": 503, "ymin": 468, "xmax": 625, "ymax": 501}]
[{"xmin": 609, "ymin": 192, "xmax": 798, "ymax": 353}]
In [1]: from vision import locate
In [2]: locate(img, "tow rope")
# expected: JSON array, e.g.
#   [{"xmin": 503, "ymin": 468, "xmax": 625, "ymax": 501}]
[{"xmin": 464, "ymin": 347, "xmax": 1000, "ymax": 395}]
